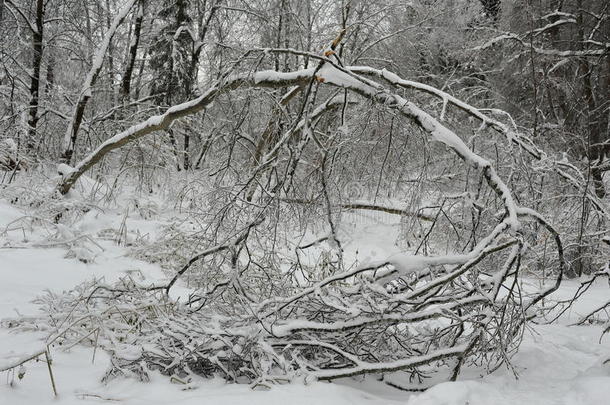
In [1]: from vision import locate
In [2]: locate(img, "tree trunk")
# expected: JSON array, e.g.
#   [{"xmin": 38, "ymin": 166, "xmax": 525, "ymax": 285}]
[
  {"xmin": 45, "ymin": 56, "xmax": 54, "ymax": 93},
  {"xmin": 190, "ymin": 0, "xmax": 220, "ymax": 95},
  {"xmin": 167, "ymin": 128, "xmax": 182, "ymax": 171},
  {"xmin": 26, "ymin": 0, "xmax": 44, "ymax": 153},
  {"xmin": 120, "ymin": 0, "xmax": 144, "ymax": 101},
  {"xmin": 577, "ymin": 3, "xmax": 605, "ymax": 198},
  {"xmin": 183, "ymin": 131, "xmax": 190, "ymax": 170}
]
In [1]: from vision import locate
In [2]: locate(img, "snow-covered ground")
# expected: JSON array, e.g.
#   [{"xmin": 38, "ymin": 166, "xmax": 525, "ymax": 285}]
[{"xmin": 0, "ymin": 197, "xmax": 608, "ymax": 405}]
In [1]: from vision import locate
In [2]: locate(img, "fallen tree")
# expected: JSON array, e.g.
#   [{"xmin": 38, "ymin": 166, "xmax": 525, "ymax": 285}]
[{"xmin": 36, "ymin": 50, "xmax": 572, "ymax": 386}]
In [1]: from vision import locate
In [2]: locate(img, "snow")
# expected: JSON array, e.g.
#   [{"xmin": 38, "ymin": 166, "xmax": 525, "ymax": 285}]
[
  {"xmin": 1, "ymin": 194, "xmax": 609, "ymax": 404},
  {"xmin": 56, "ymin": 163, "xmax": 75, "ymax": 176},
  {"xmin": 405, "ymin": 381, "xmax": 502, "ymax": 405},
  {"xmin": 253, "ymin": 68, "xmax": 315, "ymax": 84},
  {"xmin": 473, "ymin": 32, "xmax": 608, "ymax": 57},
  {"xmin": 0, "ymin": 201, "xmax": 23, "ymax": 226},
  {"xmin": 403, "ymin": 322, "xmax": 610, "ymax": 405}
]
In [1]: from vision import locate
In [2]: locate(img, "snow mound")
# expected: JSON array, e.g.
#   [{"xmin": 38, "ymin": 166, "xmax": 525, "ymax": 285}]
[{"xmin": 406, "ymin": 381, "xmax": 503, "ymax": 405}]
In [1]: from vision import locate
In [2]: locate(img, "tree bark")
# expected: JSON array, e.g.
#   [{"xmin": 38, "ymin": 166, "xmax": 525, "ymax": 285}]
[
  {"xmin": 120, "ymin": 0, "xmax": 144, "ymax": 101},
  {"xmin": 577, "ymin": 3, "xmax": 605, "ymax": 198},
  {"xmin": 26, "ymin": 0, "xmax": 44, "ymax": 153},
  {"xmin": 45, "ymin": 56, "xmax": 54, "ymax": 93}
]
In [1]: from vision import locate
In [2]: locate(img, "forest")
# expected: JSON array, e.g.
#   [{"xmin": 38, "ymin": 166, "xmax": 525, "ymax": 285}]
[{"xmin": 0, "ymin": 0, "xmax": 609, "ymax": 404}]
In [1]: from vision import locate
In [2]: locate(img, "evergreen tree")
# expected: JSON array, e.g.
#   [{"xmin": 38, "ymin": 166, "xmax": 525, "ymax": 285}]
[{"xmin": 149, "ymin": 0, "xmax": 195, "ymax": 105}]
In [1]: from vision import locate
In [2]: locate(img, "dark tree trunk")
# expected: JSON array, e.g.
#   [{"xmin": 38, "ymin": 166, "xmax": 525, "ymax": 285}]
[
  {"xmin": 167, "ymin": 128, "xmax": 182, "ymax": 171},
  {"xmin": 190, "ymin": 0, "xmax": 220, "ymax": 94},
  {"xmin": 194, "ymin": 133, "xmax": 214, "ymax": 169},
  {"xmin": 105, "ymin": 0, "xmax": 115, "ymax": 92},
  {"xmin": 577, "ymin": 3, "xmax": 605, "ymax": 198},
  {"xmin": 183, "ymin": 132, "xmax": 190, "ymax": 170},
  {"xmin": 45, "ymin": 56, "xmax": 54, "ymax": 93},
  {"xmin": 120, "ymin": 1, "xmax": 144, "ymax": 101},
  {"xmin": 26, "ymin": 0, "xmax": 44, "ymax": 153}
]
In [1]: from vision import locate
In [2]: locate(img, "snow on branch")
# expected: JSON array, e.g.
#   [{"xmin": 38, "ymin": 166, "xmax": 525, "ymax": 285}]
[
  {"xmin": 473, "ymin": 32, "xmax": 609, "ymax": 57},
  {"xmin": 57, "ymin": 68, "xmax": 315, "ymax": 194},
  {"xmin": 349, "ymin": 66, "xmax": 544, "ymax": 159}
]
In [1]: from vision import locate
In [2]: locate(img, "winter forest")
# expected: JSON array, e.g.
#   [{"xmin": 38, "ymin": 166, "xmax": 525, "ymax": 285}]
[{"xmin": 0, "ymin": 0, "xmax": 608, "ymax": 404}]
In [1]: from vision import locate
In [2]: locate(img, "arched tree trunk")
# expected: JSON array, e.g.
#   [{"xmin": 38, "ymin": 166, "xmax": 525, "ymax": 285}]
[{"xmin": 58, "ymin": 59, "xmax": 521, "ymax": 235}]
